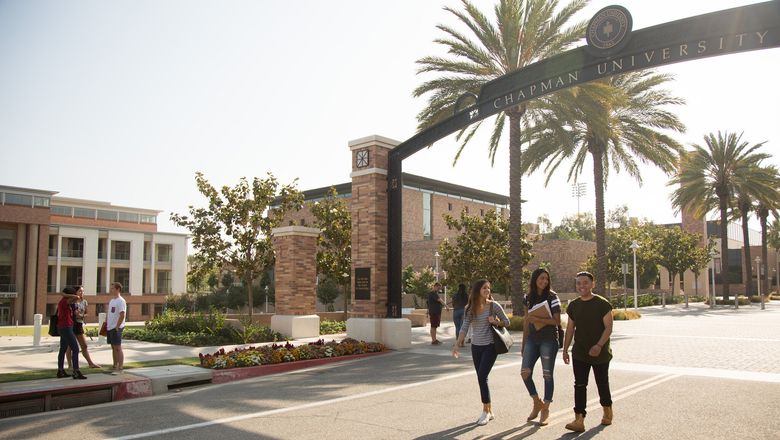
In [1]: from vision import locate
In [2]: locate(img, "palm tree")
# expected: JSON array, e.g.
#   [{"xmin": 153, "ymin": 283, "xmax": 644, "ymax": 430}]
[
  {"xmin": 753, "ymin": 167, "xmax": 780, "ymax": 296},
  {"xmin": 520, "ymin": 71, "xmax": 686, "ymax": 294},
  {"xmin": 669, "ymin": 132, "xmax": 771, "ymax": 302},
  {"xmin": 414, "ymin": 0, "xmax": 588, "ymax": 312}
]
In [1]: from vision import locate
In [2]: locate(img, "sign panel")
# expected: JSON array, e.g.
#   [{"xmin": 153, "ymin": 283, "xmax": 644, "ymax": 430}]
[{"xmin": 354, "ymin": 268, "xmax": 371, "ymax": 300}]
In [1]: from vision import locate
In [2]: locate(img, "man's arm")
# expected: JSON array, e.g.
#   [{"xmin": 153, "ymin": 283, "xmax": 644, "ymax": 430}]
[
  {"xmin": 588, "ymin": 310, "xmax": 613, "ymax": 357},
  {"xmin": 116, "ymin": 311, "xmax": 125, "ymax": 329},
  {"xmin": 562, "ymin": 318, "xmax": 575, "ymax": 364}
]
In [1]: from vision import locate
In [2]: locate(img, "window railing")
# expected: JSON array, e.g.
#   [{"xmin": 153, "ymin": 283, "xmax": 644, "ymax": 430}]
[
  {"xmin": 49, "ymin": 248, "xmax": 57, "ymax": 257},
  {"xmin": 112, "ymin": 251, "xmax": 130, "ymax": 260},
  {"xmin": 0, "ymin": 284, "xmax": 17, "ymax": 293},
  {"xmin": 156, "ymin": 255, "xmax": 172, "ymax": 263},
  {"xmin": 47, "ymin": 284, "xmax": 56, "ymax": 292},
  {"xmin": 157, "ymin": 283, "xmax": 172, "ymax": 294},
  {"xmin": 61, "ymin": 249, "xmax": 83, "ymax": 258}
]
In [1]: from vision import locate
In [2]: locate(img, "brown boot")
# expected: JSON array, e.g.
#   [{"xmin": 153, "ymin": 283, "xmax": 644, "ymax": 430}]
[
  {"xmin": 526, "ymin": 395, "xmax": 544, "ymax": 421},
  {"xmin": 538, "ymin": 401, "xmax": 550, "ymax": 426},
  {"xmin": 601, "ymin": 406, "xmax": 613, "ymax": 425},
  {"xmin": 565, "ymin": 413, "xmax": 585, "ymax": 433}
]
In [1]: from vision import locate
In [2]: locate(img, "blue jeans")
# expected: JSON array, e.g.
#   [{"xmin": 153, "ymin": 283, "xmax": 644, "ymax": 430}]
[
  {"xmin": 58, "ymin": 326, "xmax": 79, "ymax": 371},
  {"xmin": 521, "ymin": 337, "xmax": 558, "ymax": 402},
  {"xmin": 453, "ymin": 308, "xmax": 465, "ymax": 338},
  {"xmin": 471, "ymin": 343, "xmax": 498, "ymax": 404}
]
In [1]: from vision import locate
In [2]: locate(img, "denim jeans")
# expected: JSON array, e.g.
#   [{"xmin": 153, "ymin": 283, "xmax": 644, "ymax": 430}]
[
  {"xmin": 471, "ymin": 343, "xmax": 498, "ymax": 404},
  {"xmin": 521, "ymin": 337, "xmax": 558, "ymax": 402},
  {"xmin": 572, "ymin": 358, "xmax": 612, "ymax": 416},
  {"xmin": 453, "ymin": 308, "xmax": 465, "ymax": 338},
  {"xmin": 58, "ymin": 326, "xmax": 79, "ymax": 370}
]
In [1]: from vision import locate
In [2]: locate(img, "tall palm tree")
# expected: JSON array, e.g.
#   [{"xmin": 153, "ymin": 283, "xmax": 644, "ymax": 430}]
[
  {"xmin": 520, "ymin": 71, "xmax": 686, "ymax": 294},
  {"xmin": 768, "ymin": 216, "xmax": 780, "ymax": 293},
  {"xmin": 669, "ymin": 132, "xmax": 771, "ymax": 302},
  {"xmin": 753, "ymin": 166, "xmax": 780, "ymax": 295},
  {"xmin": 414, "ymin": 0, "xmax": 588, "ymax": 311}
]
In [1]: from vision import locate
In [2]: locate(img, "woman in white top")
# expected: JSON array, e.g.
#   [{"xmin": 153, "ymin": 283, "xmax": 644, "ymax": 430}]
[
  {"xmin": 65, "ymin": 286, "xmax": 101, "ymax": 369},
  {"xmin": 452, "ymin": 279, "xmax": 510, "ymax": 426}
]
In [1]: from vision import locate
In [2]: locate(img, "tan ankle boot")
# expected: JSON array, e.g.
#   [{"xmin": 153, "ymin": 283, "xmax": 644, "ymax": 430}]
[
  {"xmin": 601, "ymin": 406, "xmax": 613, "ymax": 425},
  {"xmin": 538, "ymin": 401, "xmax": 550, "ymax": 426},
  {"xmin": 565, "ymin": 413, "xmax": 585, "ymax": 432},
  {"xmin": 526, "ymin": 395, "xmax": 544, "ymax": 421}
]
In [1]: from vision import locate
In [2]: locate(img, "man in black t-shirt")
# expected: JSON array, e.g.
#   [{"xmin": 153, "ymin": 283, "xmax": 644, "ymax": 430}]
[{"xmin": 427, "ymin": 282, "xmax": 447, "ymax": 345}]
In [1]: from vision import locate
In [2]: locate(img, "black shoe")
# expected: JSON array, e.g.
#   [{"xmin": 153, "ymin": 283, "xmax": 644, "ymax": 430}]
[
  {"xmin": 72, "ymin": 370, "xmax": 87, "ymax": 380},
  {"xmin": 57, "ymin": 369, "xmax": 68, "ymax": 378}
]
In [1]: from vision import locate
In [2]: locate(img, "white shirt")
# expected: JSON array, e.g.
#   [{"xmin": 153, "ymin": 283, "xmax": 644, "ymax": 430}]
[{"xmin": 107, "ymin": 296, "xmax": 127, "ymax": 330}]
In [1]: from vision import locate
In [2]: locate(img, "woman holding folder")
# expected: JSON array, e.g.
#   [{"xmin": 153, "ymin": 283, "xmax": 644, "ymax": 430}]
[{"xmin": 521, "ymin": 268, "xmax": 562, "ymax": 425}]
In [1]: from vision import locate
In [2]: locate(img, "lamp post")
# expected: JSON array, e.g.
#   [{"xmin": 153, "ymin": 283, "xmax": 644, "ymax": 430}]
[
  {"xmin": 630, "ymin": 241, "xmax": 639, "ymax": 310},
  {"xmin": 756, "ymin": 256, "xmax": 764, "ymax": 310},
  {"xmin": 710, "ymin": 250, "xmax": 717, "ymax": 308},
  {"xmin": 264, "ymin": 285, "xmax": 269, "ymax": 314}
]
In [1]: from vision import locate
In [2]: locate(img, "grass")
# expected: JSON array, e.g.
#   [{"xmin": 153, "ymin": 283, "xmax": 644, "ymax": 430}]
[
  {"xmin": 612, "ymin": 309, "xmax": 641, "ymax": 320},
  {"xmin": 0, "ymin": 357, "xmax": 202, "ymax": 384}
]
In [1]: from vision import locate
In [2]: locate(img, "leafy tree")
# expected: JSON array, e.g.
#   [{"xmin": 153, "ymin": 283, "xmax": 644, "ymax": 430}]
[
  {"xmin": 521, "ymin": 71, "xmax": 686, "ymax": 295},
  {"xmin": 652, "ymin": 226, "xmax": 709, "ymax": 307},
  {"xmin": 583, "ymin": 222, "xmax": 658, "ymax": 294},
  {"xmin": 414, "ymin": 0, "xmax": 588, "ymax": 313},
  {"xmin": 749, "ymin": 166, "xmax": 780, "ymax": 296},
  {"xmin": 438, "ymin": 209, "xmax": 532, "ymax": 303},
  {"xmin": 688, "ymin": 238, "xmax": 716, "ymax": 304},
  {"xmin": 670, "ymin": 131, "xmax": 771, "ymax": 301},
  {"xmin": 310, "ymin": 187, "xmax": 351, "ymax": 312},
  {"xmin": 316, "ymin": 276, "xmax": 341, "ymax": 312},
  {"xmin": 768, "ymin": 216, "xmax": 780, "ymax": 293},
  {"xmin": 171, "ymin": 172, "xmax": 303, "ymax": 317},
  {"xmin": 406, "ymin": 267, "xmax": 437, "ymax": 306},
  {"xmin": 547, "ymin": 213, "xmax": 595, "ymax": 241}
]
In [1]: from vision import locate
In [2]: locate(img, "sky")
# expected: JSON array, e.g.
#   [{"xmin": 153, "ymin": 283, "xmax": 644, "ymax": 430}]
[{"xmin": 1, "ymin": 0, "xmax": 778, "ymax": 237}]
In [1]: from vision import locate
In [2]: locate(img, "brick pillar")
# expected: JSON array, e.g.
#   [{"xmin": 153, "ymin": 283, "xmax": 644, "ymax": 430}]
[
  {"xmin": 271, "ymin": 226, "xmax": 319, "ymax": 315},
  {"xmin": 349, "ymin": 135, "xmax": 398, "ymax": 318}
]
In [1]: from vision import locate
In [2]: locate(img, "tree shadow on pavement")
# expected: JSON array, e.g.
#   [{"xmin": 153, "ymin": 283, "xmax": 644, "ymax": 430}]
[{"xmin": 413, "ymin": 422, "xmax": 481, "ymax": 439}]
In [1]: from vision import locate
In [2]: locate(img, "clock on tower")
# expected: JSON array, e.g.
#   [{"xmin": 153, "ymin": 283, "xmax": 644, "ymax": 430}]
[{"xmin": 356, "ymin": 149, "xmax": 369, "ymax": 168}]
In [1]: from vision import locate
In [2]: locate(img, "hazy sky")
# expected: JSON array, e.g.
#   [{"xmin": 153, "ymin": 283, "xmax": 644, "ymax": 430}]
[{"xmin": 1, "ymin": 0, "xmax": 778, "ymax": 236}]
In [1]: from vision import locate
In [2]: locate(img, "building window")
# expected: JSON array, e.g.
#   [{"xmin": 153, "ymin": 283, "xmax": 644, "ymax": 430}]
[
  {"xmin": 65, "ymin": 267, "xmax": 83, "ymax": 287},
  {"xmin": 97, "ymin": 210, "xmax": 118, "ymax": 221},
  {"xmin": 299, "ymin": 218, "xmax": 306, "ymax": 226},
  {"xmin": 157, "ymin": 270, "xmax": 172, "ymax": 294},
  {"xmin": 422, "ymin": 192, "xmax": 432, "ymax": 240},
  {"xmin": 0, "ymin": 229, "xmax": 15, "ymax": 292},
  {"xmin": 98, "ymin": 238, "xmax": 106, "ymax": 259},
  {"xmin": 140, "ymin": 214, "xmax": 157, "ymax": 224},
  {"xmin": 97, "ymin": 268, "xmax": 103, "ymax": 292},
  {"xmin": 33, "ymin": 196, "xmax": 50, "ymax": 208},
  {"xmin": 480, "ymin": 209, "xmax": 484, "ymax": 216},
  {"xmin": 51, "ymin": 205, "xmax": 73, "ymax": 216},
  {"xmin": 112, "ymin": 241, "xmax": 131, "ymax": 260},
  {"xmin": 96, "ymin": 303, "xmax": 105, "ymax": 316},
  {"xmin": 118, "ymin": 211, "xmax": 139, "ymax": 223},
  {"xmin": 142, "ymin": 303, "xmax": 150, "ymax": 315},
  {"xmin": 114, "ymin": 268, "xmax": 130, "ymax": 293},
  {"xmin": 62, "ymin": 237, "xmax": 84, "ymax": 258},
  {"xmin": 154, "ymin": 304, "xmax": 164, "ymax": 316},
  {"xmin": 156, "ymin": 244, "xmax": 172, "ymax": 263},
  {"xmin": 74, "ymin": 207, "xmax": 96, "ymax": 219},
  {"xmin": 4, "ymin": 193, "xmax": 32, "ymax": 206}
]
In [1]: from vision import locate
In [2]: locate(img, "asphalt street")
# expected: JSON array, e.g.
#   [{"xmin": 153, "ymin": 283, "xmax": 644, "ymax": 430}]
[{"xmin": 1, "ymin": 302, "xmax": 779, "ymax": 439}]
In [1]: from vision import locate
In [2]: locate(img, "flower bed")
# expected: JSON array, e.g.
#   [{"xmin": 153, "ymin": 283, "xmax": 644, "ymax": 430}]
[{"xmin": 198, "ymin": 338, "xmax": 385, "ymax": 370}]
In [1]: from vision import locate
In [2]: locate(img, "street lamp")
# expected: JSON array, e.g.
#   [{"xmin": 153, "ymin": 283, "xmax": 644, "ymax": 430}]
[
  {"xmin": 434, "ymin": 251, "xmax": 440, "ymax": 282},
  {"xmin": 264, "ymin": 285, "xmax": 269, "ymax": 314},
  {"xmin": 756, "ymin": 256, "xmax": 764, "ymax": 310},
  {"xmin": 630, "ymin": 241, "xmax": 639, "ymax": 310},
  {"xmin": 709, "ymin": 250, "xmax": 718, "ymax": 308}
]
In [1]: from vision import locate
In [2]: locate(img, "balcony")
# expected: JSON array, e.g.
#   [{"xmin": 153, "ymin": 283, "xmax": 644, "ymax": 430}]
[
  {"xmin": 112, "ymin": 251, "xmax": 130, "ymax": 260},
  {"xmin": 48, "ymin": 248, "xmax": 57, "ymax": 257},
  {"xmin": 0, "ymin": 284, "xmax": 17, "ymax": 293},
  {"xmin": 61, "ymin": 249, "xmax": 83, "ymax": 258}
]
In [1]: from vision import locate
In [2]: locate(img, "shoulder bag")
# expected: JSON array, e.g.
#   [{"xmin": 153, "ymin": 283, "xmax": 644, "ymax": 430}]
[
  {"xmin": 490, "ymin": 302, "xmax": 513, "ymax": 354},
  {"xmin": 48, "ymin": 312, "xmax": 59, "ymax": 337}
]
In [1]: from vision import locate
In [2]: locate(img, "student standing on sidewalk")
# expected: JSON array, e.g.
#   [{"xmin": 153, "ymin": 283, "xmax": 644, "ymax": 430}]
[
  {"xmin": 56, "ymin": 286, "xmax": 87, "ymax": 379},
  {"xmin": 521, "ymin": 268, "xmax": 562, "ymax": 426},
  {"xmin": 66, "ymin": 286, "xmax": 101, "ymax": 369},
  {"xmin": 427, "ymin": 282, "xmax": 447, "ymax": 345},
  {"xmin": 452, "ymin": 279, "xmax": 510, "ymax": 426},
  {"xmin": 562, "ymin": 271, "xmax": 614, "ymax": 432},
  {"xmin": 107, "ymin": 282, "xmax": 127, "ymax": 375}
]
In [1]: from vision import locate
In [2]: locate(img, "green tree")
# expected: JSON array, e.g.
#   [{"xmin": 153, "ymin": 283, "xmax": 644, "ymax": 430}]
[
  {"xmin": 171, "ymin": 172, "xmax": 303, "ymax": 317},
  {"xmin": 768, "ymin": 216, "xmax": 780, "ymax": 294},
  {"xmin": 688, "ymin": 238, "xmax": 716, "ymax": 305},
  {"xmin": 316, "ymin": 276, "xmax": 341, "ymax": 312},
  {"xmin": 414, "ymin": 0, "xmax": 588, "ymax": 313},
  {"xmin": 583, "ymin": 222, "xmax": 658, "ymax": 295},
  {"xmin": 652, "ymin": 226, "xmax": 708, "ymax": 307},
  {"xmin": 407, "ymin": 267, "xmax": 437, "ymax": 306},
  {"xmin": 522, "ymin": 71, "xmax": 686, "ymax": 294},
  {"xmin": 438, "ymin": 209, "xmax": 532, "ymax": 303},
  {"xmin": 548, "ymin": 213, "xmax": 595, "ymax": 241},
  {"xmin": 670, "ymin": 132, "xmax": 771, "ymax": 302},
  {"xmin": 310, "ymin": 187, "xmax": 352, "ymax": 312}
]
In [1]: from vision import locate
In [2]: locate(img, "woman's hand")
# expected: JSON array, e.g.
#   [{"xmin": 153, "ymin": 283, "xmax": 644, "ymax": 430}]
[
  {"xmin": 562, "ymin": 350, "xmax": 570, "ymax": 365},
  {"xmin": 525, "ymin": 315, "xmax": 537, "ymax": 325},
  {"xmin": 452, "ymin": 345, "xmax": 460, "ymax": 359}
]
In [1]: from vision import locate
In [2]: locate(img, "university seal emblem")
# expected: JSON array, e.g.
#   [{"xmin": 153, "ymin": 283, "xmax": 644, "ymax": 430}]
[{"xmin": 586, "ymin": 5, "xmax": 632, "ymax": 56}]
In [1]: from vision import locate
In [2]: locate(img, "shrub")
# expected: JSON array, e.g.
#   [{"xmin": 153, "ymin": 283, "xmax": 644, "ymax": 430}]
[
  {"xmin": 612, "ymin": 310, "xmax": 641, "ymax": 320},
  {"xmin": 715, "ymin": 296, "xmax": 751, "ymax": 306},
  {"xmin": 508, "ymin": 315, "xmax": 524, "ymax": 331},
  {"xmin": 320, "ymin": 320, "xmax": 346, "ymax": 334}
]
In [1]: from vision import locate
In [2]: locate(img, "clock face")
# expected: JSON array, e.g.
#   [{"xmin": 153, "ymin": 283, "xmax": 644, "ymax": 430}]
[{"xmin": 356, "ymin": 149, "xmax": 369, "ymax": 168}]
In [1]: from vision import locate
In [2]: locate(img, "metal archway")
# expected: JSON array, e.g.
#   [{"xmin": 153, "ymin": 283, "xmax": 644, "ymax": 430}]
[{"xmin": 386, "ymin": 1, "xmax": 780, "ymax": 317}]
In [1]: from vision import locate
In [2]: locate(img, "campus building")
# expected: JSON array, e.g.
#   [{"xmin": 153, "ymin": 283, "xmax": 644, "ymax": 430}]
[{"xmin": 0, "ymin": 185, "xmax": 188, "ymax": 325}]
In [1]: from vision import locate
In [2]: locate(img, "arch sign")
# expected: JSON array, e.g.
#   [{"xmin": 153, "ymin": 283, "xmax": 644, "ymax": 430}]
[{"xmin": 386, "ymin": 1, "xmax": 780, "ymax": 317}]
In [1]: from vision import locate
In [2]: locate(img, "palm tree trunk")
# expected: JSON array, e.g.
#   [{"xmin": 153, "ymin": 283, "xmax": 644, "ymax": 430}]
[
  {"xmin": 760, "ymin": 210, "xmax": 769, "ymax": 296},
  {"xmin": 741, "ymin": 211, "xmax": 752, "ymax": 298},
  {"xmin": 509, "ymin": 113, "xmax": 524, "ymax": 314},
  {"xmin": 591, "ymin": 145, "xmax": 607, "ymax": 296},
  {"xmin": 719, "ymin": 197, "xmax": 730, "ymax": 302}
]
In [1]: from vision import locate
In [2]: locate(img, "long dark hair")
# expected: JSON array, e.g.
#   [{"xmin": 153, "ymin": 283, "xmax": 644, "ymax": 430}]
[
  {"xmin": 466, "ymin": 279, "xmax": 490, "ymax": 319},
  {"xmin": 456, "ymin": 283, "xmax": 467, "ymax": 297},
  {"xmin": 528, "ymin": 268, "xmax": 552, "ymax": 306}
]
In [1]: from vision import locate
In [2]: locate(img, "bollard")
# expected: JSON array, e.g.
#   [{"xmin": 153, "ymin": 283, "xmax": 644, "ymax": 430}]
[
  {"xmin": 33, "ymin": 314, "xmax": 42, "ymax": 347},
  {"xmin": 98, "ymin": 312, "xmax": 107, "ymax": 345}
]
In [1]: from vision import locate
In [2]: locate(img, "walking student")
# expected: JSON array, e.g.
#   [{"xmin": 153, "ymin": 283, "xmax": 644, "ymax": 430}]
[
  {"xmin": 562, "ymin": 271, "xmax": 614, "ymax": 432},
  {"xmin": 452, "ymin": 279, "xmax": 510, "ymax": 426},
  {"xmin": 56, "ymin": 286, "xmax": 87, "ymax": 379},
  {"xmin": 521, "ymin": 268, "xmax": 561, "ymax": 425},
  {"xmin": 451, "ymin": 283, "xmax": 468, "ymax": 347},
  {"xmin": 107, "ymin": 282, "xmax": 127, "ymax": 375}
]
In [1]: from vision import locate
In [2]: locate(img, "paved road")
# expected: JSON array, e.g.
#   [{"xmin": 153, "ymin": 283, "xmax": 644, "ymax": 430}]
[{"xmin": 2, "ymin": 303, "xmax": 779, "ymax": 439}]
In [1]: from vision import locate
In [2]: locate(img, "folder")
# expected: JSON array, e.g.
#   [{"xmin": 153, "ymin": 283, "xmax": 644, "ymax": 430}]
[{"xmin": 528, "ymin": 301, "xmax": 552, "ymax": 331}]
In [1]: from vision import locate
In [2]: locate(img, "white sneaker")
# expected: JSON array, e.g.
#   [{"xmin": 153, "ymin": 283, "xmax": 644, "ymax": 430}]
[{"xmin": 476, "ymin": 411, "xmax": 493, "ymax": 426}]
